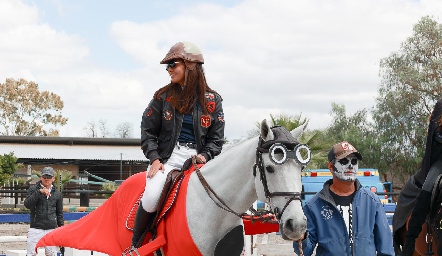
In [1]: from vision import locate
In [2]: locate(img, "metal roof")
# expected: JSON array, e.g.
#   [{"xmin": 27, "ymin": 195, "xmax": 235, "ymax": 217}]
[{"xmin": 0, "ymin": 143, "xmax": 147, "ymax": 164}]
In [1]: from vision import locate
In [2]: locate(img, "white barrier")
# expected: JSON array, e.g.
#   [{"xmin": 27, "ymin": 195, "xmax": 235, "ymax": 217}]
[
  {"xmin": 0, "ymin": 236, "xmax": 27, "ymax": 243},
  {"xmin": 5, "ymin": 248, "xmax": 108, "ymax": 256},
  {"xmin": 1, "ymin": 236, "xmax": 107, "ymax": 256}
]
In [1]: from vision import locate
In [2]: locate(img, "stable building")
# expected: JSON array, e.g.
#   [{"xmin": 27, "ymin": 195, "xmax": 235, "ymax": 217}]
[{"xmin": 0, "ymin": 136, "xmax": 148, "ymax": 183}]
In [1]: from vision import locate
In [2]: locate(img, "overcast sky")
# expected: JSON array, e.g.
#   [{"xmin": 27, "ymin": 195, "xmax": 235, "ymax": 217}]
[{"xmin": 1, "ymin": 0, "xmax": 441, "ymax": 140}]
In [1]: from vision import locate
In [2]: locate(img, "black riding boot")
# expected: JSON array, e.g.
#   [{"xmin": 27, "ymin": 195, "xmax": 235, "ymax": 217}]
[
  {"xmin": 131, "ymin": 203, "xmax": 157, "ymax": 248},
  {"xmin": 401, "ymin": 190, "xmax": 432, "ymax": 256}
]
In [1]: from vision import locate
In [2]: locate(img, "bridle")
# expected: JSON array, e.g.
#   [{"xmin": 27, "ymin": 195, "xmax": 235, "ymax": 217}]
[
  {"xmin": 253, "ymin": 126, "xmax": 311, "ymax": 220},
  {"xmin": 193, "ymin": 125, "xmax": 311, "ymax": 223}
]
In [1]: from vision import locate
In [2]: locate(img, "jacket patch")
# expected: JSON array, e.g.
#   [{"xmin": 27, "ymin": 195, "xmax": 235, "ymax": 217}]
[
  {"xmin": 206, "ymin": 92, "xmax": 215, "ymax": 100},
  {"xmin": 217, "ymin": 112, "xmax": 225, "ymax": 122},
  {"xmin": 146, "ymin": 107, "xmax": 153, "ymax": 117},
  {"xmin": 163, "ymin": 110, "xmax": 173, "ymax": 121},
  {"xmin": 206, "ymin": 101, "xmax": 216, "ymax": 113},
  {"xmin": 321, "ymin": 205, "xmax": 333, "ymax": 220},
  {"xmin": 201, "ymin": 115, "xmax": 211, "ymax": 128}
]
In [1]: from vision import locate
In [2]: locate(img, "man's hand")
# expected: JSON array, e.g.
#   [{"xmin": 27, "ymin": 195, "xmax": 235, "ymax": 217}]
[{"xmin": 39, "ymin": 187, "xmax": 51, "ymax": 197}]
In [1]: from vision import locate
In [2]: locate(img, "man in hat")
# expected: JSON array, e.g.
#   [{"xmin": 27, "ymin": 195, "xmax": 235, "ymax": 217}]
[
  {"xmin": 293, "ymin": 141, "xmax": 394, "ymax": 256},
  {"xmin": 24, "ymin": 167, "xmax": 64, "ymax": 256}
]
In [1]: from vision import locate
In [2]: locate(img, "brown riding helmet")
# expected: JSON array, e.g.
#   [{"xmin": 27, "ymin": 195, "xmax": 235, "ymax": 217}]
[{"xmin": 160, "ymin": 42, "xmax": 204, "ymax": 70}]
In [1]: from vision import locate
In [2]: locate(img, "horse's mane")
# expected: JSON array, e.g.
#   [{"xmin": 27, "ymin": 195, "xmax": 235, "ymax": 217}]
[{"xmin": 220, "ymin": 136, "xmax": 258, "ymax": 154}]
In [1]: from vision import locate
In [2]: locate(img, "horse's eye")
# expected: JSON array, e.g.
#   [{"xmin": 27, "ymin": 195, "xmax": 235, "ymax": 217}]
[{"xmin": 266, "ymin": 166, "xmax": 275, "ymax": 173}]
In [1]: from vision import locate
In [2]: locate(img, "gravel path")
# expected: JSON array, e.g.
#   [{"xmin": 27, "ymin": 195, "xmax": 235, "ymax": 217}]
[
  {"xmin": 0, "ymin": 223, "xmax": 28, "ymax": 254},
  {"xmin": 0, "ymin": 223, "xmax": 299, "ymax": 256}
]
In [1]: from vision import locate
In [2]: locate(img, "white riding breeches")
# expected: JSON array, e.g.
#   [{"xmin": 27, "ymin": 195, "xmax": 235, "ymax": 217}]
[
  {"xmin": 27, "ymin": 228, "xmax": 57, "ymax": 256},
  {"xmin": 140, "ymin": 144, "xmax": 197, "ymax": 212}
]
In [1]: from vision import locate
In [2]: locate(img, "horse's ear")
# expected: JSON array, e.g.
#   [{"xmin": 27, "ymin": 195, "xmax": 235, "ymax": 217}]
[
  {"xmin": 291, "ymin": 121, "xmax": 308, "ymax": 140},
  {"xmin": 260, "ymin": 119, "xmax": 274, "ymax": 141}
]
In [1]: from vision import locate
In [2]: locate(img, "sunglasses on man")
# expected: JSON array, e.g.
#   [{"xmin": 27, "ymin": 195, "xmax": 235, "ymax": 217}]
[
  {"xmin": 42, "ymin": 175, "xmax": 53, "ymax": 179},
  {"xmin": 165, "ymin": 61, "xmax": 182, "ymax": 70},
  {"xmin": 338, "ymin": 158, "xmax": 358, "ymax": 165}
]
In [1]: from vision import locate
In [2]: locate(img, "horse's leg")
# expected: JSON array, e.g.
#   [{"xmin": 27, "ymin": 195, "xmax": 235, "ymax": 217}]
[{"xmin": 214, "ymin": 225, "xmax": 244, "ymax": 256}]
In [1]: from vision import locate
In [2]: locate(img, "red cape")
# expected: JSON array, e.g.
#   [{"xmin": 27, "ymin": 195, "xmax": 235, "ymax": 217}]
[
  {"xmin": 36, "ymin": 170, "xmax": 201, "ymax": 256},
  {"xmin": 37, "ymin": 168, "xmax": 279, "ymax": 255}
]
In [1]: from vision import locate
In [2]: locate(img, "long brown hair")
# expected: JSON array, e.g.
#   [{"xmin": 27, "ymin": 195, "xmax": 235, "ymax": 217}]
[{"xmin": 153, "ymin": 63, "xmax": 220, "ymax": 114}]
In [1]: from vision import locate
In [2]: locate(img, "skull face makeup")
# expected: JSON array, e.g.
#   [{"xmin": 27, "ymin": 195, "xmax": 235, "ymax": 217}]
[{"xmin": 332, "ymin": 154, "xmax": 359, "ymax": 182}]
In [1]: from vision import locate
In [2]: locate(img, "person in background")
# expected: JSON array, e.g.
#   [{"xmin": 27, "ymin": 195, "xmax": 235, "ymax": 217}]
[
  {"xmin": 293, "ymin": 141, "xmax": 394, "ymax": 256},
  {"xmin": 24, "ymin": 166, "xmax": 64, "ymax": 256},
  {"xmin": 130, "ymin": 41, "xmax": 225, "ymax": 250},
  {"xmin": 396, "ymin": 99, "xmax": 442, "ymax": 255}
]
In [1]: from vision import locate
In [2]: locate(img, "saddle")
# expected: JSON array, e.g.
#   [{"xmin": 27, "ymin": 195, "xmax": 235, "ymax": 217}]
[{"xmin": 126, "ymin": 168, "xmax": 186, "ymax": 232}]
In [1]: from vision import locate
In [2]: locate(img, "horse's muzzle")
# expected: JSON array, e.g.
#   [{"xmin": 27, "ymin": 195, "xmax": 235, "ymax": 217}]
[{"xmin": 280, "ymin": 215, "xmax": 307, "ymax": 240}]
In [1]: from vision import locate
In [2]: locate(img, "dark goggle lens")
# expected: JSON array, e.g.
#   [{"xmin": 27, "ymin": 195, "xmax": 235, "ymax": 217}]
[
  {"xmin": 42, "ymin": 175, "xmax": 53, "ymax": 179},
  {"xmin": 338, "ymin": 158, "xmax": 358, "ymax": 165},
  {"xmin": 166, "ymin": 61, "xmax": 180, "ymax": 70}
]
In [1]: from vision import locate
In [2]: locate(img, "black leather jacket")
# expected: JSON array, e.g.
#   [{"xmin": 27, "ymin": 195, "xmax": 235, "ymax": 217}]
[
  {"xmin": 141, "ymin": 92, "xmax": 225, "ymax": 164},
  {"xmin": 24, "ymin": 181, "xmax": 64, "ymax": 230}
]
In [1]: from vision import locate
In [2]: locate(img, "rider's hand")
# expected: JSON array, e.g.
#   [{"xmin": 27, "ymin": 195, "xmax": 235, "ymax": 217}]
[
  {"xmin": 147, "ymin": 159, "xmax": 164, "ymax": 178},
  {"xmin": 196, "ymin": 154, "xmax": 206, "ymax": 164}
]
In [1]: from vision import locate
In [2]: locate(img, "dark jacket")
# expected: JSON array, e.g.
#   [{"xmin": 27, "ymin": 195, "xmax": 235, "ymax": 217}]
[
  {"xmin": 24, "ymin": 181, "xmax": 64, "ymax": 230},
  {"xmin": 141, "ymin": 92, "xmax": 225, "ymax": 163},
  {"xmin": 294, "ymin": 179, "xmax": 394, "ymax": 256}
]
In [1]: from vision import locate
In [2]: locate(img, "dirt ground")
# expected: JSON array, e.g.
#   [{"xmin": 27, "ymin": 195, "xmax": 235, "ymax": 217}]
[
  {"xmin": 0, "ymin": 223, "xmax": 299, "ymax": 256},
  {"xmin": 0, "ymin": 223, "xmax": 28, "ymax": 254}
]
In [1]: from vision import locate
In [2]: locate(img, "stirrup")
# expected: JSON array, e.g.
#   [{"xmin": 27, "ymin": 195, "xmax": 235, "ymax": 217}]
[{"xmin": 122, "ymin": 245, "xmax": 140, "ymax": 256}]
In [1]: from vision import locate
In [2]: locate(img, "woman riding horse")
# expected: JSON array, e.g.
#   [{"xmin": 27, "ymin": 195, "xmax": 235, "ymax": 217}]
[{"xmin": 394, "ymin": 99, "xmax": 442, "ymax": 255}]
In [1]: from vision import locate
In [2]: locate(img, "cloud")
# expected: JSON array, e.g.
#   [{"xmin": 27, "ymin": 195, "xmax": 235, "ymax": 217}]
[{"xmin": 1, "ymin": 0, "xmax": 442, "ymax": 140}]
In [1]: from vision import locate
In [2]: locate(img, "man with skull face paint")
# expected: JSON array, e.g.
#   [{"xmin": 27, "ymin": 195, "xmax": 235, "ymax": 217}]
[{"xmin": 294, "ymin": 141, "xmax": 394, "ymax": 256}]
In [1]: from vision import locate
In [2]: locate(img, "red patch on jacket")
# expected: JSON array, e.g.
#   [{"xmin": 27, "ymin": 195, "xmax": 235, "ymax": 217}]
[
  {"xmin": 146, "ymin": 107, "xmax": 153, "ymax": 116},
  {"xmin": 206, "ymin": 101, "xmax": 216, "ymax": 113},
  {"xmin": 200, "ymin": 115, "xmax": 211, "ymax": 128}
]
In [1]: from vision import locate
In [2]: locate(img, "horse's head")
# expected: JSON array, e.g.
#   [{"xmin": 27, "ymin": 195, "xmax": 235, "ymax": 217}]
[{"xmin": 254, "ymin": 119, "xmax": 309, "ymax": 240}]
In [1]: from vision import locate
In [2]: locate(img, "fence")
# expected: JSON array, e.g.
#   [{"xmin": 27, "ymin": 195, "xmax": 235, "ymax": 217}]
[{"xmin": 0, "ymin": 184, "xmax": 113, "ymax": 208}]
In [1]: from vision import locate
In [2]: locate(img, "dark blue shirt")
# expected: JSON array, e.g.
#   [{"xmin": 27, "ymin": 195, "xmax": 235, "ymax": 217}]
[{"xmin": 178, "ymin": 114, "xmax": 195, "ymax": 143}]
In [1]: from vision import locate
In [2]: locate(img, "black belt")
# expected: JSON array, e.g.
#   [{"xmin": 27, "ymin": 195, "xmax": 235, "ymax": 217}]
[{"xmin": 178, "ymin": 142, "xmax": 197, "ymax": 149}]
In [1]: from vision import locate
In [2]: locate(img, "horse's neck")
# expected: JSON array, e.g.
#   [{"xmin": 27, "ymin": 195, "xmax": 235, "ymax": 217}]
[{"xmin": 190, "ymin": 138, "xmax": 258, "ymax": 213}]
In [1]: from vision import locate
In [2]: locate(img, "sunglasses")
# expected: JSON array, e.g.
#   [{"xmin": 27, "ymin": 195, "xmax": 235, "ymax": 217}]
[
  {"xmin": 165, "ymin": 61, "xmax": 182, "ymax": 70},
  {"xmin": 42, "ymin": 175, "xmax": 53, "ymax": 179},
  {"xmin": 338, "ymin": 158, "xmax": 358, "ymax": 165}
]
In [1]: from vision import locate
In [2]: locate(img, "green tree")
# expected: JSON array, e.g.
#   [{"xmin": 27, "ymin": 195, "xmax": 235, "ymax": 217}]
[
  {"xmin": 0, "ymin": 78, "xmax": 68, "ymax": 136},
  {"xmin": 373, "ymin": 16, "xmax": 442, "ymax": 181},
  {"xmin": 0, "ymin": 153, "xmax": 22, "ymax": 184},
  {"xmin": 326, "ymin": 103, "xmax": 390, "ymax": 181}
]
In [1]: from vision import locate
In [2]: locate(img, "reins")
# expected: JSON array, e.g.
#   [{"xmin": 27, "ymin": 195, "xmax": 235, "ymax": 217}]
[
  {"xmin": 192, "ymin": 156, "xmax": 276, "ymax": 223},
  {"xmin": 192, "ymin": 156, "xmax": 247, "ymax": 219}
]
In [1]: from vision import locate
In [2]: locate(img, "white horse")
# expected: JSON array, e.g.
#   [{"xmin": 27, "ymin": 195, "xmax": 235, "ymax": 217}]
[
  {"xmin": 187, "ymin": 119, "xmax": 309, "ymax": 255},
  {"xmin": 36, "ymin": 119, "xmax": 309, "ymax": 256}
]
